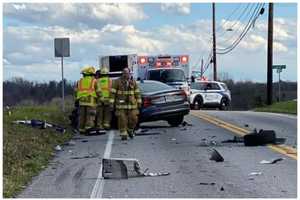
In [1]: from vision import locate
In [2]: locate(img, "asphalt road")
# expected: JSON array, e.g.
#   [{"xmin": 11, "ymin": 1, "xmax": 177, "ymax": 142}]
[{"xmin": 19, "ymin": 111, "xmax": 297, "ymax": 198}]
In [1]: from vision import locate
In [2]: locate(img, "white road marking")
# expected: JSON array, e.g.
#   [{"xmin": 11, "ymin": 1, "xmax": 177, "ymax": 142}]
[{"xmin": 90, "ymin": 130, "xmax": 115, "ymax": 198}]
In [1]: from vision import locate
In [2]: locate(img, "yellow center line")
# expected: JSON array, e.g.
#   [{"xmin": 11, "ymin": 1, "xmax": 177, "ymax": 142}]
[{"xmin": 191, "ymin": 110, "xmax": 297, "ymax": 160}]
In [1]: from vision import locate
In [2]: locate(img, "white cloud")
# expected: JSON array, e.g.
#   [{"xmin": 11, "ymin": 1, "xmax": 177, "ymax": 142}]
[
  {"xmin": 160, "ymin": 3, "xmax": 191, "ymax": 15},
  {"xmin": 4, "ymin": 3, "xmax": 147, "ymax": 30}
]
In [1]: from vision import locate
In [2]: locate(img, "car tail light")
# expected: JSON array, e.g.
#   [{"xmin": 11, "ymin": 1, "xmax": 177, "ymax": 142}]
[
  {"xmin": 156, "ymin": 62, "xmax": 162, "ymax": 67},
  {"xmin": 143, "ymin": 97, "xmax": 152, "ymax": 108}
]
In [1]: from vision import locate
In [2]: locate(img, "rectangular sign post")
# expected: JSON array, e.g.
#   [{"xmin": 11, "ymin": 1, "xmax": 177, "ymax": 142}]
[
  {"xmin": 272, "ymin": 65, "xmax": 286, "ymax": 102},
  {"xmin": 54, "ymin": 38, "xmax": 70, "ymax": 112}
]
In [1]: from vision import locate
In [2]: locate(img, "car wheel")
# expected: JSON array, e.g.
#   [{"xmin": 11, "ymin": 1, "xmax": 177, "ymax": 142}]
[
  {"xmin": 193, "ymin": 96, "xmax": 203, "ymax": 110},
  {"xmin": 167, "ymin": 115, "xmax": 184, "ymax": 127},
  {"xmin": 219, "ymin": 98, "xmax": 229, "ymax": 110}
]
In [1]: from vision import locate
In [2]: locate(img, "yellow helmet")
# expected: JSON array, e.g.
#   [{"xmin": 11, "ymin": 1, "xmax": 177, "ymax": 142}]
[
  {"xmin": 100, "ymin": 67, "xmax": 109, "ymax": 75},
  {"xmin": 81, "ymin": 66, "xmax": 95, "ymax": 75}
]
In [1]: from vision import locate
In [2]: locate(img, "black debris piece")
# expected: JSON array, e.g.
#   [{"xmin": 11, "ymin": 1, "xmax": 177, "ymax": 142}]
[
  {"xmin": 199, "ymin": 182, "xmax": 216, "ymax": 186},
  {"xmin": 13, "ymin": 119, "xmax": 66, "ymax": 133},
  {"xmin": 70, "ymin": 153, "xmax": 99, "ymax": 159},
  {"xmin": 181, "ymin": 121, "xmax": 193, "ymax": 127},
  {"xmin": 244, "ymin": 124, "xmax": 249, "ymax": 127},
  {"xmin": 81, "ymin": 140, "xmax": 89, "ymax": 143},
  {"xmin": 135, "ymin": 132, "xmax": 161, "ymax": 136},
  {"xmin": 220, "ymin": 186, "xmax": 225, "ymax": 191},
  {"xmin": 244, "ymin": 129, "xmax": 285, "ymax": 146},
  {"xmin": 210, "ymin": 149, "xmax": 224, "ymax": 162},
  {"xmin": 222, "ymin": 136, "xmax": 244, "ymax": 143}
]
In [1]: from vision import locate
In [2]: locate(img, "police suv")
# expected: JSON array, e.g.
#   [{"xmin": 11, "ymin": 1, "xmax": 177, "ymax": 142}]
[{"xmin": 189, "ymin": 81, "xmax": 231, "ymax": 110}]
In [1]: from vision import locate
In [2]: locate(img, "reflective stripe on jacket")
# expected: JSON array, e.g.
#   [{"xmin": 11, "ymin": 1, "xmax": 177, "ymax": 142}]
[
  {"xmin": 112, "ymin": 77, "xmax": 141, "ymax": 110},
  {"xmin": 96, "ymin": 77, "xmax": 115, "ymax": 104},
  {"xmin": 76, "ymin": 76, "xmax": 97, "ymax": 106}
]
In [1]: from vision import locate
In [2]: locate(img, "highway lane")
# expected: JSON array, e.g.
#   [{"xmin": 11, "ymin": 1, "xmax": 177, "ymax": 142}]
[{"xmin": 18, "ymin": 112, "xmax": 297, "ymax": 198}]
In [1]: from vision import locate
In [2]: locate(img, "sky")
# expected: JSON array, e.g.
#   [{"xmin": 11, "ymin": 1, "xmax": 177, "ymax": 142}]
[{"xmin": 2, "ymin": 2, "xmax": 298, "ymax": 82}]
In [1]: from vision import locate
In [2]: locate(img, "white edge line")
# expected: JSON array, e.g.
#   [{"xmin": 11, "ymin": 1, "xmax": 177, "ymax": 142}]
[{"xmin": 90, "ymin": 130, "xmax": 115, "ymax": 198}]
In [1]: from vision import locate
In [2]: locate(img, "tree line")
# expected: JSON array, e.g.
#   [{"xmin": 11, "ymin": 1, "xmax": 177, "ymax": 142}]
[{"xmin": 3, "ymin": 77, "xmax": 297, "ymax": 110}]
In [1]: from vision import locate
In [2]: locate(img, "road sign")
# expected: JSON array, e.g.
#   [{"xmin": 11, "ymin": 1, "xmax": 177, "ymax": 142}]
[
  {"xmin": 54, "ymin": 38, "xmax": 70, "ymax": 57},
  {"xmin": 272, "ymin": 65, "xmax": 286, "ymax": 69}
]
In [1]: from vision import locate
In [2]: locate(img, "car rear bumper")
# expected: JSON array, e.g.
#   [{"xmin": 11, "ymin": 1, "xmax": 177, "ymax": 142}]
[{"xmin": 139, "ymin": 102, "xmax": 190, "ymax": 123}]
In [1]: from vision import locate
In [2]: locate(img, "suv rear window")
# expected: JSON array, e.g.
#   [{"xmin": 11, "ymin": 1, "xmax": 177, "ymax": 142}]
[{"xmin": 147, "ymin": 69, "xmax": 185, "ymax": 83}]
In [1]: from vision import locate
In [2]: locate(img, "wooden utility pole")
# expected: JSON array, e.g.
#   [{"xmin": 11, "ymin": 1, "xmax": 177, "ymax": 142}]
[
  {"xmin": 212, "ymin": 3, "xmax": 217, "ymax": 81},
  {"xmin": 267, "ymin": 3, "xmax": 273, "ymax": 105}
]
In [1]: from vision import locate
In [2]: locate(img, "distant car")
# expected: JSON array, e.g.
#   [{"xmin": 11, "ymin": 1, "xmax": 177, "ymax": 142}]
[
  {"xmin": 138, "ymin": 80, "xmax": 190, "ymax": 127},
  {"xmin": 189, "ymin": 81, "xmax": 231, "ymax": 110}
]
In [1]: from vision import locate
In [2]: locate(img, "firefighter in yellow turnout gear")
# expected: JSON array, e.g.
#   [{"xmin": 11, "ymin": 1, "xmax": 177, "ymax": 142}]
[
  {"xmin": 75, "ymin": 66, "xmax": 97, "ymax": 133},
  {"xmin": 112, "ymin": 68, "xmax": 142, "ymax": 140},
  {"xmin": 95, "ymin": 67, "xmax": 114, "ymax": 130}
]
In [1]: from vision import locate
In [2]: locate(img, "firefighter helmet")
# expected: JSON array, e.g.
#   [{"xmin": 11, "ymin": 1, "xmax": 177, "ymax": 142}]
[
  {"xmin": 81, "ymin": 66, "xmax": 95, "ymax": 75},
  {"xmin": 100, "ymin": 67, "xmax": 109, "ymax": 75}
]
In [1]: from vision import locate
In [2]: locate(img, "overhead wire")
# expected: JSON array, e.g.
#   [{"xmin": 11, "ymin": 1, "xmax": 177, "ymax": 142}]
[{"xmin": 216, "ymin": 3, "xmax": 265, "ymax": 54}]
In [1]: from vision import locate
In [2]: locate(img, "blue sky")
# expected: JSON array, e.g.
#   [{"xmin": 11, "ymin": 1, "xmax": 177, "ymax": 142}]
[{"xmin": 2, "ymin": 2, "xmax": 298, "ymax": 82}]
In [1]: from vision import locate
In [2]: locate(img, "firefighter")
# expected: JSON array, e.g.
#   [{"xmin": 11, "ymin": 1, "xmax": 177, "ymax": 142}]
[
  {"xmin": 112, "ymin": 68, "xmax": 141, "ymax": 140},
  {"xmin": 95, "ymin": 67, "xmax": 114, "ymax": 130},
  {"xmin": 75, "ymin": 66, "xmax": 97, "ymax": 134}
]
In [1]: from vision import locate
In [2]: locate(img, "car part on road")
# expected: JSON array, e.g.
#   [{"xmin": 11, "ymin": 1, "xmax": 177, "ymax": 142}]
[
  {"xmin": 260, "ymin": 158, "xmax": 284, "ymax": 164},
  {"xmin": 248, "ymin": 172, "xmax": 262, "ymax": 176},
  {"xmin": 222, "ymin": 136, "xmax": 244, "ymax": 143},
  {"xmin": 81, "ymin": 140, "xmax": 89, "ymax": 143},
  {"xmin": 199, "ymin": 182, "xmax": 216, "ymax": 186},
  {"xmin": 244, "ymin": 129, "xmax": 286, "ymax": 146},
  {"xmin": 209, "ymin": 149, "xmax": 224, "ymax": 162},
  {"xmin": 70, "ymin": 153, "xmax": 99, "ymax": 159},
  {"xmin": 85, "ymin": 128, "xmax": 106, "ymax": 136},
  {"xmin": 135, "ymin": 132, "xmax": 161, "ymax": 136},
  {"xmin": 13, "ymin": 119, "xmax": 66, "ymax": 133},
  {"xmin": 102, "ymin": 158, "xmax": 170, "ymax": 179},
  {"xmin": 181, "ymin": 121, "xmax": 193, "ymax": 127},
  {"xmin": 55, "ymin": 145, "xmax": 62, "ymax": 151}
]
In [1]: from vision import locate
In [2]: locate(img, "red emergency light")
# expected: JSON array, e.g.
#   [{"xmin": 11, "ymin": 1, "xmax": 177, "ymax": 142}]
[
  {"xmin": 139, "ymin": 57, "xmax": 147, "ymax": 65},
  {"xmin": 181, "ymin": 56, "xmax": 188, "ymax": 64}
]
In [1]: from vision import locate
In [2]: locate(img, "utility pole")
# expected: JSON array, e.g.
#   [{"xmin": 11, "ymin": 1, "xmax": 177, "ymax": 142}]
[
  {"xmin": 212, "ymin": 2, "xmax": 217, "ymax": 81},
  {"xmin": 200, "ymin": 58, "xmax": 204, "ymax": 78},
  {"xmin": 267, "ymin": 3, "xmax": 273, "ymax": 105}
]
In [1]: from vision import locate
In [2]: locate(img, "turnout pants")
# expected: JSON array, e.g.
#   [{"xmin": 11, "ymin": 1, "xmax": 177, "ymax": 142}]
[
  {"xmin": 96, "ymin": 103, "xmax": 112, "ymax": 129},
  {"xmin": 116, "ymin": 109, "xmax": 138, "ymax": 136},
  {"xmin": 79, "ymin": 106, "xmax": 96, "ymax": 132}
]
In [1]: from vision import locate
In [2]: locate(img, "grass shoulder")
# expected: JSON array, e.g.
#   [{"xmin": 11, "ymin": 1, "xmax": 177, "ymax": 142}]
[
  {"xmin": 254, "ymin": 100, "xmax": 297, "ymax": 115},
  {"xmin": 3, "ymin": 104, "xmax": 73, "ymax": 197}
]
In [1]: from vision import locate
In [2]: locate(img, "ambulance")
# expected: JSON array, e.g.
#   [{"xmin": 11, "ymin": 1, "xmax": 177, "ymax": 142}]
[{"xmin": 99, "ymin": 54, "xmax": 190, "ymax": 96}]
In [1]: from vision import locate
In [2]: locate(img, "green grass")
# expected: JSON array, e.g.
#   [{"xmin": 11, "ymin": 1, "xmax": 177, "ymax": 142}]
[
  {"xmin": 3, "ymin": 103, "xmax": 74, "ymax": 197},
  {"xmin": 254, "ymin": 100, "xmax": 297, "ymax": 115}
]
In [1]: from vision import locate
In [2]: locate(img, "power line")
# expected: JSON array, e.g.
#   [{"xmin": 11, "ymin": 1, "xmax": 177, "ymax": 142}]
[{"xmin": 216, "ymin": 3, "xmax": 265, "ymax": 54}]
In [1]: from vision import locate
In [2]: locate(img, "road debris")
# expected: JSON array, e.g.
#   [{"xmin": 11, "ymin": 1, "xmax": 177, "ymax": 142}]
[
  {"xmin": 64, "ymin": 140, "xmax": 76, "ymax": 146},
  {"xmin": 244, "ymin": 129, "xmax": 286, "ymax": 146},
  {"xmin": 55, "ymin": 145, "xmax": 62, "ymax": 151},
  {"xmin": 248, "ymin": 172, "xmax": 262, "ymax": 176},
  {"xmin": 81, "ymin": 140, "xmax": 89, "ymax": 143},
  {"xmin": 199, "ymin": 182, "xmax": 216, "ymax": 185},
  {"xmin": 135, "ymin": 132, "xmax": 161, "ymax": 136},
  {"xmin": 260, "ymin": 158, "xmax": 284, "ymax": 164},
  {"xmin": 13, "ymin": 119, "xmax": 66, "ymax": 133},
  {"xmin": 209, "ymin": 149, "xmax": 224, "ymax": 162},
  {"xmin": 244, "ymin": 124, "xmax": 249, "ymax": 127},
  {"xmin": 220, "ymin": 186, "xmax": 225, "ymax": 191},
  {"xmin": 70, "ymin": 153, "xmax": 99, "ymax": 159},
  {"xmin": 171, "ymin": 138, "xmax": 176, "ymax": 141},
  {"xmin": 85, "ymin": 128, "xmax": 106, "ymax": 135},
  {"xmin": 181, "ymin": 121, "xmax": 193, "ymax": 127},
  {"xmin": 222, "ymin": 136, "xmax": 244, "ymax": 143},
  {"xmin": 102, "ymin": 158, "xmax": 170, "ymax": 179}
]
